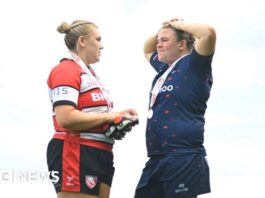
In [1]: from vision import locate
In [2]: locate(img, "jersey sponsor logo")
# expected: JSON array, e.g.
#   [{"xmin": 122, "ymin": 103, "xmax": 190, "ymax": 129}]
[
  {"xmin": 85, "ymin": 175, "xmax": 97, "ymax": 189},
  {"xmin": 175, "ymin": 183, "xmax": 189, "ymax": 194},
  {"xmin": 160, "ymin": 85, "xmax": 174, "ymax": 92},
  {"xmin": 91, "ymin": 92, "xmax": 105, "ymax": 101}
]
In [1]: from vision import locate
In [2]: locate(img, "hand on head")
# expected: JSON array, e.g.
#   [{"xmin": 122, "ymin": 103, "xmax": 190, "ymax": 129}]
[{"xmin": 162, "ymin": 18, "xmax": 183, "ymax": 27}]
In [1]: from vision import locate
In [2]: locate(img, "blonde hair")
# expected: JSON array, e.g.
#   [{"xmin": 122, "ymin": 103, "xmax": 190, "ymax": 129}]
[{"xmin": 57, "ymin": 20, "xmax": 97, "ymax": 50}]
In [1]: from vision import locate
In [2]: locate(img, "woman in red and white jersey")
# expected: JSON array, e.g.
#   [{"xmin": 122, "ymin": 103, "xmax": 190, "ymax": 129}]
[{"xmin": 46, "ymin": 19, "xmax": 138, "ymax": 198}]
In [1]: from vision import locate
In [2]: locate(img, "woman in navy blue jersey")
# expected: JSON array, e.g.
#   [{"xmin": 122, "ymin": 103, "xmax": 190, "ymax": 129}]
[{"xmin": 134, "ymin": 18, "xmax": 216, "ymax": 198}]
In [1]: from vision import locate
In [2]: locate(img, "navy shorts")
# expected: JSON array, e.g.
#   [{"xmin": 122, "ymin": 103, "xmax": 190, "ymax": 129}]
[
  {"xmin": 47, "ymin": 139, "xmax": 115, "ymax": 196},
  {"xmin": 134, "ymin": 152, "xmax": 210, "ymax": 198}
]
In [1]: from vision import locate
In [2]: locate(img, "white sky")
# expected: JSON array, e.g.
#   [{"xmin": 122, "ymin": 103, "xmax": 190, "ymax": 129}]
[{"xmin": 0, "ymin": 0, "xmax": 265, "ymax": 197}]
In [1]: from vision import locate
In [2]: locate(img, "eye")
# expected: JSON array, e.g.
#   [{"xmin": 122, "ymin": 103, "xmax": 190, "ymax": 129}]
[
  {"xmin": 96, "ymin": 37, "xmax": 101, "ymax": 42},
  {"xmin": 157, "ymin": 37, "xmax": 168, "ymax": 44}
]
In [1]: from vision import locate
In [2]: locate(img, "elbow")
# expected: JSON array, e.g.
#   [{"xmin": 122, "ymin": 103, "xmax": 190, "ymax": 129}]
[
  {"xmin": 203, "ymin": 26, "xmax": 217, "ymax": 53},
  {"xmin": 206, "ymin": 26, "xmax": 217, "ymax": 43},
  {"xmin": 196, "ymin": 26, "xmax": 217, "ymax": 55},
  {"xmin": 54, "ymin": 105, "xmax": 78, "ymax": 130},
  {"xmin": 56, "ymin": 117, "xmax": 73, "ymax": 129},
  {"xmin": 55, "ymin": 114, "xmax": 77, "ymax": 131},
  {"xmin": 143, "ymin": 46, "xmax": 157, "ymax": 54}
]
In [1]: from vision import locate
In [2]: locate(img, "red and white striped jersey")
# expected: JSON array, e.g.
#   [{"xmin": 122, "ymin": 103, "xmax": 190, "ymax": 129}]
[{"xmin": 47, "ymin": 59, "xmax": 114, "ymax": 151}]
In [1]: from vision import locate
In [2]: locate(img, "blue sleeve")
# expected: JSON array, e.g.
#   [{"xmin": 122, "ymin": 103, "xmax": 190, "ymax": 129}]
[
  {"xmin": 189, "ymin": 49, "xmax": 214, "ymax": 78},
  {"xmin": 150, "ymin": 52, "xmax": 168, "ymax": 73}
]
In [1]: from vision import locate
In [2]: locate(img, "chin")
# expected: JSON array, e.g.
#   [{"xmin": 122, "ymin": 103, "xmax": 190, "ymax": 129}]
[
  {"xmin": 158, "ymin": 56, "xmax": 165, "ymax": 63},
  {"xmin": 158, "ymin": 57, "xmax": 169, "ymax": 65},
  {"xmin": 92, "ymin": 58, "xmax": 100, "ymax": 64}
]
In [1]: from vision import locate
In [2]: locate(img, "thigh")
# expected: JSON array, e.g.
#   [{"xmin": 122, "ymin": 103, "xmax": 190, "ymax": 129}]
[
  {"xmin": 57, "ymin": 191, "xmax": 97, "ymax": 198},
  {"xmin": 57, "ymin": 183, "xmax": 110, "ymax": 198},
  {"xmin": 99, "ymin": 183, "xmax": 110, "ymax": 198}
]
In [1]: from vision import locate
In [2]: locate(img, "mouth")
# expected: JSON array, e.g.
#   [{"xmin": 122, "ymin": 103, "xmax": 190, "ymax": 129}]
[
  {"xmin": 157, "ymin": 50, "xmax": 166, "ymax": 56},
  {"xmin": 157, "ymin": 51, "xmax": 165, "ymax": 57}
]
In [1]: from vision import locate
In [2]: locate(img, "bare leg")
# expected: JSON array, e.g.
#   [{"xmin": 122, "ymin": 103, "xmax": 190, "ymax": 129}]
[
  {"xmin": 99, "ymin": 183, "xmax": 111, "ymax": 198},
  {"xmin": 57, "ymin": 182, "xmax": 110, "ymax": 198},
  {"xmin": 57, "ymin": 192, "xmax": 98, "ymax": 198}
]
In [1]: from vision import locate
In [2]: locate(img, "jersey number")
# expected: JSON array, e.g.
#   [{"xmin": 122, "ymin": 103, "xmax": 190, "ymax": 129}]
[{"xmin": 53, "ymin": 87, "xmax": 68, "ymax": 95}]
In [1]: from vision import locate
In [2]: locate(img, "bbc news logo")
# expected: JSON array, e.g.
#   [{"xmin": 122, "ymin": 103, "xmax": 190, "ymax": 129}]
[{"xmin": 0, "ymin": 170, "xmax": 59, "ymax": 184}]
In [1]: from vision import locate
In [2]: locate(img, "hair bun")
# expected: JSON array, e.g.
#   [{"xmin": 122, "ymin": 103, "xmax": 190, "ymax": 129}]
[{"xmin": 57, "ymin": 22, "xmax": 71, "ymax": 34}]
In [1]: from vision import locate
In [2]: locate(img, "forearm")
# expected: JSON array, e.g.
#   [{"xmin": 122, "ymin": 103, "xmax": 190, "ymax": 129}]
[
  {"xmin": 144, "ymin": 34, "xmax": 157, "ymax": 54},
  {"xmin": 54, "ymin": 105, "xmax": 138, "ymax": 132},
  {"xmin": 54, "ymin": 105, "xmax": 114, "ymax": 131},
  {"xmin": 62, "ymin": 110, "xmax": 112, "ymax": 131},
  {"xmin": 171, "ymin": 21, "xmax": 215, "ymax": 40},
  {"xmin": 143, "ymin": 34, "xmax": 157, "ymax": 61},
  {"xmin": 170, "ymin": 20, "xmax": 216, "ymax": 55}
]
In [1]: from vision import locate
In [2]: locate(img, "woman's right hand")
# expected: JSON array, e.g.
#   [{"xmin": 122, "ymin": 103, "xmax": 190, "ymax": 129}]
[{"xmin": 108, "ymin": 108, "xmax": 138, "ymax": 123}]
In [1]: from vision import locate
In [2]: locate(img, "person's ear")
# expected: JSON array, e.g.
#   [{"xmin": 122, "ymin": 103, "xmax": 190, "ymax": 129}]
[
  {"xmin": 78, "ymin": 36, "xmax": 87, "ymax": 48},
  {"xmin": 178, "ymin": 40, "xmax": 187, "ymax": 50}
]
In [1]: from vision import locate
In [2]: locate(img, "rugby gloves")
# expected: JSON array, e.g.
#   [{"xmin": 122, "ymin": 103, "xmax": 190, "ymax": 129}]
[{"xmin": 105, "ymin": 116, "xmax": 139, "ymax": 140}]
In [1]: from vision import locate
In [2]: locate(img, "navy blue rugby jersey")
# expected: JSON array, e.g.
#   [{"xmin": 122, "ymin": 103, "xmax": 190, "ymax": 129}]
[{"xmin": 146, "ymin": 49, "xmax": 213, "ymax": 156}]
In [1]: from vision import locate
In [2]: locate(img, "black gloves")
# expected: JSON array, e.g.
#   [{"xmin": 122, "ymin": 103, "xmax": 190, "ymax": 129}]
[{"xmin": 105, "ymin": 116, "xmax": 139, "ymax": 140}]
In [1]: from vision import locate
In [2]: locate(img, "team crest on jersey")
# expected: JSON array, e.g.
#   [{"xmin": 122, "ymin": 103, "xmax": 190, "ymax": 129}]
[{"xmin": 85, "ymin": 175, "xmax": 97, "ymax": 189}]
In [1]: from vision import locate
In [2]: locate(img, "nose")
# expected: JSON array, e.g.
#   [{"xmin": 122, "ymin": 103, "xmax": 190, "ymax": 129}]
[{"xmin": 157, "ymin": 42, "xmax": 162, "ymax": 50}]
